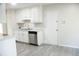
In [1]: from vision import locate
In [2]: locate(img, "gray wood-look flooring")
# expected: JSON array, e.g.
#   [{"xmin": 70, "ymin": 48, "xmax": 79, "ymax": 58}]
[{"xmin": 16, "ymin": 42, "xmax": 79, "ymax": 56}]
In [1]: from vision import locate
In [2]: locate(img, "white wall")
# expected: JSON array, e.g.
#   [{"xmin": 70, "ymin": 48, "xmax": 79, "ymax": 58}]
[
  {"xmin": 58, "ymin": 4, "xmax": 79, "ymax": 48},
  {"xmin": 43, "ymin": 4, "xmax": 79, "ymax": 48},
  {"xmin": 43, "ymin": 4, "xmax": 58, "ymax": 45}
]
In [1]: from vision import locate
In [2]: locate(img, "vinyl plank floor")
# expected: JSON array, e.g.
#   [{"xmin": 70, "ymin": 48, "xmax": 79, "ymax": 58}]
[{"xmin": 16, "ymin": 42, "xmax": 79, "ymax": 56}]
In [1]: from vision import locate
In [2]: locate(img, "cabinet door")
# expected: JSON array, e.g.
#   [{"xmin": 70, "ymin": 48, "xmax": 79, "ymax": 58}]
[
  {"xmin": 31, "ymin": 6, "xmax": 43, "ymax": 23},
  {"xmin": 31, "ymin": 7, "xmax": 38, "ymax": 23},
  {"xmin": 16, "ymin": 8, "xmax": 32, "ymax": 23},
  {"xmin": 16, "ymin": 10, "xmax": 23, "ymax": 22},
  {"xmin": 23, "ymin": 31, "xmax": 29, "ymax": 43},
  {"xmin": 37, "ymin": 31, "xmax": 43, "ymax": 45},
  {"xmin": 16, "ymin": 31, "xmax": 29, "ymax": 43},
  {"xmin": 24, "ymin": 8, "xmax": 32, "ymax": 18},
  {"xmin": 16, "ymin": 31, "xmax": 22, "ymax": 41},
  {"xmin": 20, "ymin": 31, "xmax": 25, "ymax": 42}
]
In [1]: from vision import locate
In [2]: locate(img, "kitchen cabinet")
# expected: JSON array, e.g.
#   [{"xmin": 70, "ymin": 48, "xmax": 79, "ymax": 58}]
[
  {"xmin": 31, "ymin": 5, "xmax": 43, "ymax": 23},
  {"xmin": 16, "ymin": 30, "xmax": 29, "ymax": 43},
  {"xmin": 37, "ymin": 30, "xmax": 43, "ymax": 45},
  {"xmin": 16, "ymin": 8, "xmax": 32, "ymax": 23},
  {"xmin": 16, "ymin": 30, "xmax": 43, "ymax": 45},
  {"xmin": 15, "ymin": 5, "xmax": 43, "ymax": 23}
]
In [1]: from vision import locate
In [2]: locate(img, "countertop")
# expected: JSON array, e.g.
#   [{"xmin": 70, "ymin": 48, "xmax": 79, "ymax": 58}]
[
  {"xmin": 17, "ymin": 28, "xmax": 43, "ymax": 32},
  {"xmin": 0, "ymin": 36, "xmax": 16, "ymax": 41}
]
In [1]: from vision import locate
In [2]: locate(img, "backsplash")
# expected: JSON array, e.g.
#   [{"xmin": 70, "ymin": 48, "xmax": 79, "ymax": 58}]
[
  {"xmin": 17, "ymin": 19, "xmax": 44, "ymax": 30},
  {"xmin": 17, "ymin": 19, "xmax": 34, "ymax": 30}
]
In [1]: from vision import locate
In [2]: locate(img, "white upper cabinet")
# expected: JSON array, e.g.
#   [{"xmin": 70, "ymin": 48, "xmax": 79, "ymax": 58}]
[
  {"xmin": 15, "ymin": 5, "xmax": 43, "ymax": 23},
  {"xmin": 16, "ymin": 8, "xmax": 32, "ymax": 22},
  {"xmin": 31, "ymin": 5, "xmax": 43, "ymax": 23}
]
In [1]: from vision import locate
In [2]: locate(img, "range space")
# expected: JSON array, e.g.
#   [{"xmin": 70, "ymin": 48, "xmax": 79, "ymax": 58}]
[{"xmin": 28, "ymin": 31, "xmax": 38, "ymax": 45}]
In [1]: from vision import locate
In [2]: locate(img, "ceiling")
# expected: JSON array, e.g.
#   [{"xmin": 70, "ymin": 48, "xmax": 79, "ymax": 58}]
[{"xmin": 6, "ymin": 3, "xmax": 51, "ymax": 10}]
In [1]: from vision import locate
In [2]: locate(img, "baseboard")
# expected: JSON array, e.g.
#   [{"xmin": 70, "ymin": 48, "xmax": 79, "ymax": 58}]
[
  {"xmin": 43, "ymin": 42, "xmax": 58, "ymax": 46},
  {"xmin": 16, "ymin": 40, "xmax": 38, "ymax": 46},
  {"xmin": 43, "ymin": 42, "xmax": 79, "ymax": 49},
  {"xmin": 16, "ymin": 40, "xmax": 28, "ymax": 44},
  {"xmin": 59, "ymin": 44, "xmax": 79, "ymax": 49}
]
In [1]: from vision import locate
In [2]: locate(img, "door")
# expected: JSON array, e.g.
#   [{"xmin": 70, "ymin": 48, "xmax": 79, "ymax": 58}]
[{"xmin": 44, "ymin": 6, "xmax": 58, "ymax": 45}]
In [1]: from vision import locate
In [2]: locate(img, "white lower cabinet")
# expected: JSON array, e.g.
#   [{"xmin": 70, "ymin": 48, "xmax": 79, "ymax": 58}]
[
  {"xmin": 37, "ymin": 31, "xmax": 43, "ymax": 45},
  {"xmin": 16, "ymin": 31, "xmax": 29, "ymax": 43},
  {"xmin": 16, "ymin": 30, "xmax": 43, "ymax": 45},
  {"xmin": 23, "ymin": 31, "xmax": 28, "ymax": 42}
]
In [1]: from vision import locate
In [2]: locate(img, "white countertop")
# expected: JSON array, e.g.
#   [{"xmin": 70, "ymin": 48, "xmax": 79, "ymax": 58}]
[
  {"xmin": 17, "ymin": 28, "xmax": 43, "ymax": 32},
  {"xmin": 0, "ymin": 36, "xmax": 15, "ymax": 41},
  {"xmin": 0, "ymin": 36, "xmax": 17, "ymax": 56}
]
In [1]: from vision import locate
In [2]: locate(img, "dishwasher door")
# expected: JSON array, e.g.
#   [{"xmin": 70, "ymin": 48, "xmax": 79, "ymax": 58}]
[{"xmin": 29, "ymin": 31, "xmax": 38, "ymax": 45}]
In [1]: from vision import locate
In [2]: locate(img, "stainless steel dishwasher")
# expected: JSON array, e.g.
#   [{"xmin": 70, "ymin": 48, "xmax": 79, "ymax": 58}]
[{"xmin": 28, "ymin": 31, "xmax": 38, "ymax": 45}]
